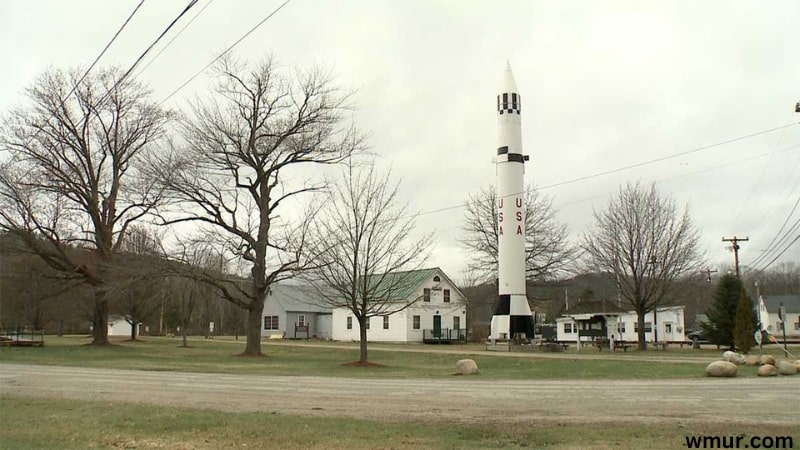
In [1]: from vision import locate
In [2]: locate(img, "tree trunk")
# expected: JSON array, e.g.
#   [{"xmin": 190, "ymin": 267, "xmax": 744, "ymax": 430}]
[
  {"xmin": 91, "ymin": 288, "xmax": 110, "ymax": 345},
  {"xmin": 359, "ymin": 317, "xmax": 368, "ymax": 362},
  {"xmin": 182, "ymin": 328, "xmax": 188, "ymax": 347},
  {"xmin": 242, "ymin": 299, "xmax": 265, "ymax": 356},
  {"xmin": 130, "ymin": 319, "xmax": 138, "ymax": 341},
  {"xmin": 636, "ymin": 311, "xmax": 647, "ymax": 351}
]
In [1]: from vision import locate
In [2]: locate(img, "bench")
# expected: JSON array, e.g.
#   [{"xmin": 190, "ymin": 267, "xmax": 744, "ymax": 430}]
[
  {"xmin": 538, "ymin": 341, "xmax": 569, "ymax": 352},
  {"xmin": 651, "ymin": 342, "xmax": 668, "ymax": 350},
  {"xmin": 613, "ymin": 342, "xmax": 631, "ymax": 352}
]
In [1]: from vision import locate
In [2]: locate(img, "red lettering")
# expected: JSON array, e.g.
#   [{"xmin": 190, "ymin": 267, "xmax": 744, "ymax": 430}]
[
  {"xmin": 516, "ymin": 211, "xmax": 522, "ymax": 221},
  {"xmin": 516, "ymin": 225, "xmax": 523, "ymax": 235},
  {"xmin": 499, "ymin": 226, "xmax": 504, "ymax": 236},
  {"xmin": 498, "ymin": 212, "xmax": 504, "ymax": 223},
  {"xmin": 498, "ymin": 198, "xmax": 504, "ymax": 208},
  {"xmin": 515, "ymin": 198, "xmax": 523, "ymax": 208}
]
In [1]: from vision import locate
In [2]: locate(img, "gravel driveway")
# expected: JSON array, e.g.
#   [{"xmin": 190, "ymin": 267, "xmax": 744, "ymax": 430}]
[{"xmin": 1, "ymin": 363, "xmax": 798, "ymax": 425}]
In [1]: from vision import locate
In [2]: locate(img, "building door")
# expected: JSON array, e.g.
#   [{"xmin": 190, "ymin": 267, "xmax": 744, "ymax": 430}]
[{"xmin": 433, "ymin": 315, "xmax": 442, "ymax": 338}]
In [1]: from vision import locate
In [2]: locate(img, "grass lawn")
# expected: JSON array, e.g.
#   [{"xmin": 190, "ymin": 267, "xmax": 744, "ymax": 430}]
[
  {"xmin": 1, "ymin": 396, "xmax": 796, "ymax": 450},
  {"xmin": 0, "ymin": 335, "xmax": 769, "ymax": 379},
  {"xmin": 2, "ymin": 336, "xmax": 797, "ymax": 449}
]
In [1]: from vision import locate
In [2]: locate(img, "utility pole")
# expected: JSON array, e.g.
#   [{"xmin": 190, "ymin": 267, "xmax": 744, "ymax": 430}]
[
  {"xmin": 704, "ymin": 268, "xmax": 718, "ymax": 283},
  {"xmin": 722, "ymin": 236, "xmax": 748, "ymax": 278}
]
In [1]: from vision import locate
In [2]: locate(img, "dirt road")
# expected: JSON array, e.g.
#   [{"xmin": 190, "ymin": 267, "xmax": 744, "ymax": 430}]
[{"xmin": 1, "ymin": 363, "xmax": 797, "ymax": 425}]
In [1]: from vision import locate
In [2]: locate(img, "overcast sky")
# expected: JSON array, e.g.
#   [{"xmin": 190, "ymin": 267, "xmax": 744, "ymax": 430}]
[{"xmin": 2, "ymin": 0, "xmax": 798, "ymax": 284}]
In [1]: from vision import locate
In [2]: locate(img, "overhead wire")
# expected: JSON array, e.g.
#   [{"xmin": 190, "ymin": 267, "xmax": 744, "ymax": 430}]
[
  {"xmin": 410, "ymin": 143, "xmax": 800, "ymax": 236},
  {"xmin": 133, "ymin": 0, "xmax": 217, "ymax": 78},
  {"xmin": 159, "ymin": 0, "xmax": 292, "ymax": 105},
  {"xmin": 749, "ymin": 234, "xmax": 800, "ymax": 275},
  {"xmin": 95, "ymin": 0, "xmax": 200, "ymax": 108},
  {"xmin": 63, "ymin": 0, "xmax": 146, "ymax": 101},
  {"xmin": 403, "ymin": 123, "xmax": 800, "ymax": 221}
]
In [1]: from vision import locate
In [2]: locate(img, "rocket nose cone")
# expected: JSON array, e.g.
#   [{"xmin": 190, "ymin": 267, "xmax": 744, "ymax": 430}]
[{"xmin": 502, "ymin": 62, "xmax": 518, "ymax": 94}]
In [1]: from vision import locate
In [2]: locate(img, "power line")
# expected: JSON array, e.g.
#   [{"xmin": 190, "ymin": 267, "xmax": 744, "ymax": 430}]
[
  {"xmin": 63, "ymin": 0, "xmax": 146, "ymax": 101},
  {"xmin": 749, "ymin": 234, "xmax": 800, "ymax": 275},
  {"xmin": 405, "ymin": 124, "xmax": 800, "ymax": 220},
  {"xmin": 133, "ymin": 0, "xmax": 217, "ymax": 78},
  {"xmin": 97, "ymin": 0, "xmax": 200, "ymax": 106},
  {"xmin": 536, "ymin": 122, "xmax": 799, "ymax": 191},
  {"xmin": 159, "ymin": 0, "xmax": 292, "ymax": 105},
  {"xmin": 747, "ymin": 196, "xmax": 800, "ymax": 269},
  {"xmin": 407, "ymin": 143, "xmax": 800, "ymax": 237}
]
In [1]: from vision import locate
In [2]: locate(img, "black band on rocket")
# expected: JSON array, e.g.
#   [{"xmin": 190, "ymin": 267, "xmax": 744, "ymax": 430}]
[
  {"xmin": 507, "ymin": 153, "xmax": 525, "ymax": 163},
  {"xmin": 494, "ymin": 294, "xmax": 511, "ymax": 315}
]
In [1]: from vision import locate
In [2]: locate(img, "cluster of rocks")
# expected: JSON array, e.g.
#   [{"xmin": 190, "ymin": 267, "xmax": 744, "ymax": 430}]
[{"xmin": 705, "ymin": 351, "xmax": 800, "ymax": 377}]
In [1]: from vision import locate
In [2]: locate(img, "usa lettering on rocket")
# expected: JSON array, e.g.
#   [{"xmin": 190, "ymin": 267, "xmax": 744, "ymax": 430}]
[
  {"xmin": 497, "ymin": 197, "xmax": 524, "ymax": 236},
  {"xmin": 490, "ymin": 62, "xmax": 535, "ymax": 341}
]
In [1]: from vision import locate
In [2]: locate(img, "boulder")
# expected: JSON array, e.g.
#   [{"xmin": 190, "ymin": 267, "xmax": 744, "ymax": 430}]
[
  {"xmin": 760, "ymin": 354, "xmax": 775, "ymax": 366},
  {"xmin": 723, "ymin": 351, "xmax": 745, "ymax": 365},
  {"xmin": 455, "ymin": 359, "xmax": 479, "ymax": 375},
  {"xmin": 775, "ymin": 360, "xmax": 798, "ymax": 376},
  {"xmin": 705, "ymin": 361, "xmax": 737, "ymax": 377},
  {"xmin": 744, "ymin": 355, "xmax": 760, "ymax": 366},
  {"xmin": 758, "ymin": 364, "xmax": 778, "ymax": 377}
]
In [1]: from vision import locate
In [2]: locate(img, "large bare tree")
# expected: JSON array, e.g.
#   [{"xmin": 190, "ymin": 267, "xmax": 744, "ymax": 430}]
[
  {"xmin": 582, "ymin": 181, "xmax": 704, "ymax": 350},
  {"xmin": 460, "ymin": 184, "xmax": 577, "ymax": 282},
  {"xmin": 304, "ymin": 162, "xmax": 433, "ymax": 363},
  {"xmin": 0, "ymin": 68, "xmax": 173, "ymax": 345},
  {"xmin": 151, "ymin": 54, "xmax": 363, "ymax": 355}
]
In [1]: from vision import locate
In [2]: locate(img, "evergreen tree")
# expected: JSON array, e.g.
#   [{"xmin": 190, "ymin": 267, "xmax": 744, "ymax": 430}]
[
  {"xmin": 733, "ymin": 289, "xmax": 755, "ymax": 353},
  {"xmin": 701, "ymin": 274, "xmax": 742, "ymax": 349}
]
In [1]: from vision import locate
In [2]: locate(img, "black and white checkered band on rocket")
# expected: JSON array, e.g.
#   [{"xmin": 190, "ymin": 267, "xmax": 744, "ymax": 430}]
[{"xmin": 497, "ymin": 92, "xmax": 521, "ymax": 115}]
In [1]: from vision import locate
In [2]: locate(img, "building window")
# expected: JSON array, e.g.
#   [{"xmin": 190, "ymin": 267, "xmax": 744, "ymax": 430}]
[
  {"xmin": 443, "ymin": 289, "xmax": 451, "ymax": 303},
  {"xmin": 777, "ymin": 321, "xmax": 784, "ymax": 331},
  {"xmin": 453, "ymin": 316, "xmax": 460, "ymax": 330},
  {"xmin": 346, "ymin": 316, "xmax": 352, "ymax": 330},
  {"xmin": 264, "ymin": 315, "xmax": 279, "ymax": 330},
  {"xmin": 433, "ymin": 276, "xmax": 441, "ymax": 282},
  {"xmin": 298, "ymin": 315, "xmax": 306, "ymax": 326},
  {"xmin": 664, "ymin": 323, "xmax": 672, "ymax": 333},
  {"xmin": 794, "ymin": 322, "xmax": 800, "ymax": 331},
  {"xmin": 617, "ymin": 322, "xmax": 626, "ymax": 333},
  {"xmin": 413, "ymin": 315, "xmax": 421, "ymax": 330},
  {"xmin": 423, "ymin": 288, "xmax": 431, "ymax": 302},
  {"xmin": 564, "ymin": 323, "xmax": 573, "ymax": 333},
  {"xmin": 365, "ymin": 317, "xmax": 370, "ymax": 330},
  {"xmin": 634, "ymin": 322, "xmax": 653, "ymax": 333},
  {"xmin": 383, "ymin": 316, "xmax": 389, "ymax": 330}
]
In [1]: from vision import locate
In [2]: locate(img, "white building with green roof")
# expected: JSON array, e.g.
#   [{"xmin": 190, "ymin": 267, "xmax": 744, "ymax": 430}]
[{"xmin": 331, "ymin": 267, "xmax": 468, "ymax": 343}]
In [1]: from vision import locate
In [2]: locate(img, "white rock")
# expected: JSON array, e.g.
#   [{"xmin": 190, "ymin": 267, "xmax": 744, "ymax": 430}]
[
  {"xmin": 775, "ymin": 360, "xmax": 798, "ymax": 376},
  {"xmin": 705, "ymin": 361, "xmax": 737, "ymax": 377},
  {"xmin": 744, "ymin": 355, "xmax": 760, "ymax": 366},
  {"xmin": 455, "ymin": 359, "xmax": 479, "ymax": 375},
  {"xmin": 758, "ymin": 364, "xmax": 778, "ymax": 377},
  {"xmin": 723, "ymin": 351, "xmax": 745, "ymax": 365}
]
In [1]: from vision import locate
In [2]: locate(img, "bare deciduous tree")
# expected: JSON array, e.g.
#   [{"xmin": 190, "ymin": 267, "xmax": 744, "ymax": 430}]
[
  {"xmin": 582, "ymin": 181, "xmax": 704, "ymax": 350},
  {"xmin": 460, "ymin": 184, "xmax": 577, "ymax": 282},
  {"xmin": 0, "ymin": 68, "xmax": 173, "ymax": 345},
  {"xmin": 304, "ymin": 162, "xmax": 433, "ymax": 363},
  {"xmin": 150, "ymin": 54, "xmax": 363, "ymax": 355},
  {"xmin": 110, "ymin": 225, "xmax": 168, "ymax": 341}
]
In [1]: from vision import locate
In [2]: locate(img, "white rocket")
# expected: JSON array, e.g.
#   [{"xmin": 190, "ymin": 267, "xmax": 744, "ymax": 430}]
[{"xmin": 490, "ymin": 62, "xmax": 535, "ymax": 341}]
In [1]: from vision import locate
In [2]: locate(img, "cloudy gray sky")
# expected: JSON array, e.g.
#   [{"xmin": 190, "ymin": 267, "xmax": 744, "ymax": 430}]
[{"xmin": 2, "ymin": 0, "xmax": 798, "ymax": 282}]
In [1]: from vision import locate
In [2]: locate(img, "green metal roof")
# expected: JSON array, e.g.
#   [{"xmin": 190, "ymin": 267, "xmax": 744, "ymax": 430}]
[{"xmin": 368, "ymin": 267, "xmax": 442, "ymax": 301}]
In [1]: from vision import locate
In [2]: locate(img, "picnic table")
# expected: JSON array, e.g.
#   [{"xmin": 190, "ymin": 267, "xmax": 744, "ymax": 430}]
[
  {"xmin": 612, "ymin": 341, "xmax": 632, "ymax": 352},
  {"xmin": 538, "ymin": 340, "xmax": 569, "ymax": 352}
]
